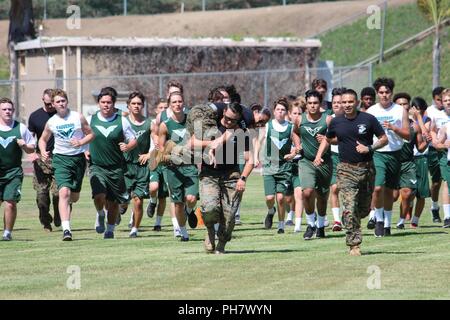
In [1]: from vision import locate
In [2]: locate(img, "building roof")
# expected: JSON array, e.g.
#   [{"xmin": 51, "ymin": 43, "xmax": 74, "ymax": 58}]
[{"xmin": 14, "ymin": 36, "xmax": 321, "ymax": 51}]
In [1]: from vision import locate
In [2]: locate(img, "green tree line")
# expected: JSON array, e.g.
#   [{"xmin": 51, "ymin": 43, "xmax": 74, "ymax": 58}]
[{"xmin": 0, "ymin": 0, "xmax": 340, "ymax": 20}]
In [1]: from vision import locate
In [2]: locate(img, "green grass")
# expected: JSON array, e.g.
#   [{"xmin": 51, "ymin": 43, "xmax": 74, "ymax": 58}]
[
  {"xmin": 319, "ymin": 3, "xmax": 433, "ymax": 66},
  {"xmin": 373, "ymin": 25, "xmax": 450, "ymax": 103},
  {"xmin": 1, "ymin": 175, "xmax": 449, "ymax": 300}
]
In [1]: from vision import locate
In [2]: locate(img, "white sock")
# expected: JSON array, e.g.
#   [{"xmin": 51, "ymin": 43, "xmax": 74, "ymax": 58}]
[
  {"xmin": 332, "ymin": 207, "xmax": 340, "ymax": 222},
  {"xmin": 369, "ymin": 209, "xmax": 375, "ymax": 219},
  {"xmin": 444, "ymin": 204, "xmax": 450, "ymax": 219},
  {"xmin": 306, "ymin": 212, "xmax": 316, "ymax": 227},
  {"xmin": 384, "ymin": 210, "xmax": 392, "ymax": 228},
  {"xmin": 155, "ymin": 215, "xmax": 162, "ymax": 226},
  {"xmin": 287, "ymin": 211, "xmax": 294, "ymax": 221},
  {"xmin": 171, "ymin": 217, "xmax": 180, "ymax": 229},
  {"xmin": 397, "ymin": 218, "xmax": 405, "ymax": 226},
  {"xmin": 130, "ymin": 227, "xmax": 138, "ymax": 234},
  {"xmin": 374, "ymin": 208, "xmax": 384, "ymax": 222},
  {"xmin": 150, "ymin": 197, "xmax": 157, "ymax": 204},
  {"xmin": 268, "ymin": 207, "xmax": 275, "ymax": 215},
  {"xmin": 412, "ymin": 216, "xmax": 419, "ymax": 225},
  {"xmin": 431, "ymin": 201, "xmax": 439, "ymax": 210},
  {"xmin": 214, "ymin": 223, "xmax": 219, "ymax": 232},
  {"xmin": 278, "ymin": 221, "xmax": 285, "ymax": 230},
  {"xmin": 180, "ymin": 226, "xmax": 189, "ymax": 238},
  {"xmin": 317, "ymin": 215, "xmax": 325, "ymax": 228},
  {"xmin": 61, "ymin": 221, "xmax": 71, "ymax": 232},
  {"xmin": 106, "ymin": 224, "xmax": 115, "ymax": 233},
  {"xmin": 97, "ymin": 209, "xmax": 105, "ymax": 217},
  {"xmin": 3, "ymin": 230, "xmax": 11, "ymax": 237},
  {"xmin": 294, "ymin": 218, "xmax": 302, "ymax": 231},
  {"xmin": 129, "ymin": 212, "xmax": 134, "ymax": 225},
  {"xmin": 235, "ymin": 206, "xmax": 241, "ymax": 217}
]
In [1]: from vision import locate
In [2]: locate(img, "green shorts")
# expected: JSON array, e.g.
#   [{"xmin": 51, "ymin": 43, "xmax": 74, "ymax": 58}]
[
  {"xmin": 263, "ymin": 170, "xmax": 293, "ymax": 196},
  {"xmin": 149, "ymin": 165, "xmax": 169, "ymax": 198},
  {"xmin": 125, "ymin": 163, "xmax": 150, "ymax": 199},
  {"xmin": 291, "ymin": 160, "xmax": 301, "ymax": 189},
  {"xmin": 299, "ymin": 157, "xmax": 332, "ymax": 195},
  {"xmin": 414, "ymin": 156, "xmax": 431, "ymax": 199},
  {"xmin": 398, "ymin": 160, "xmax": 417, "ymax": 190},
  {"xmin": 0, "ymin": 167, "xmax": 23, "ymax": 202},
  {"xmin": 330, "ymin": 152, "xmax": 339, "ymax": 186},
  {"xmin": 53, "ymin": 153, "xmax": 86, "ymax": 193},
  {"xmin": 373, "ymin": 151, "xmax": 401, "ymax": 189},
  {"xmin": 428, "ymin": 148, "xmax": 442, "ymax": 183},
  {"xmin": 89, "ymin": 164, "xmax": 129, "ymax": 204},
  {"xmin": 163, "ymin": 164, "xmax": 199, "ymax": 203},
  {"xmin": 438, "ymin": 151, "xmax": 449, "ymax": 182}
]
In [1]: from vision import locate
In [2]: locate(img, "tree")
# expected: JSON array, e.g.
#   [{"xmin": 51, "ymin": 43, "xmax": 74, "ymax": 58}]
[{"xmin": 418, "ymin": 0, "xmax": 450, "ymax": 88}]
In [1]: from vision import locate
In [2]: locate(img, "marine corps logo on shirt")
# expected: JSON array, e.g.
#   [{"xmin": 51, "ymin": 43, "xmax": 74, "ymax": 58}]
[{"xmin": 357, "ymin": 124, "xmax": 367, "ymax": 134}]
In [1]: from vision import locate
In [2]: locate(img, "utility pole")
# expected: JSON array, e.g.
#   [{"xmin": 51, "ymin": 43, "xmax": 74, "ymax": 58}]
[
  {"xmin": 123, "ymin": 0, "xmax": 127, "ymax": 16},
  {"xmin": 202, "ymin": 0, "xmax": 206, "ymax": 11}
]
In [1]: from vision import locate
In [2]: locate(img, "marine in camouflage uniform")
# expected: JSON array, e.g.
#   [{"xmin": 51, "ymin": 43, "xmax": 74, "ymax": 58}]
[
  {"xmin": 315, "ymin": 89, "xmax": 386, "ymax": 255},
  {"xmin": 28, "ymin": 92, "xmax": 60, "ymax": 231}
]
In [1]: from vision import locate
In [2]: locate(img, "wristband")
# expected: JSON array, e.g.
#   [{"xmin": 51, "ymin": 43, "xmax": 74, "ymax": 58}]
[
  {"xmin": 368, "ymin": 145, "xmax": 373, "ymax": 153},
  {"xmin": 240, "ymin": 176, "xmax": 247, "ymax": 182}
]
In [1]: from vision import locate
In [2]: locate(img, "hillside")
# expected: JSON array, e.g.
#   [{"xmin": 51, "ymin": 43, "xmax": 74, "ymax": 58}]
[{"xmin": 0, "ymin": 0, "xmax": 413, "ymax": 61}]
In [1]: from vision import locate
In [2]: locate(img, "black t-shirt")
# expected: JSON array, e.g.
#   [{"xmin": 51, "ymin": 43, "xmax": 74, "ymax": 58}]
[
  {"xmin": 326, "ymin": 111, "xmax": 385, "ymax": 163},
  {"xmin": 28, "ymin": 107, "xmax": 56, "ymax": 152},
  {"xmin": 213, "ymin": 103, "xmax": 255, "ymax": 129},
  {"xmin": 202, "ymin": 124, "xmax": 250, "ymax": 172}
]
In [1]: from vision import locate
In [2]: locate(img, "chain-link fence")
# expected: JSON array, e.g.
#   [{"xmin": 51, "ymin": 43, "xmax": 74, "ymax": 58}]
[{"xmin": 3, "ymin": 65, "xmax": 371, "ymax": 122}]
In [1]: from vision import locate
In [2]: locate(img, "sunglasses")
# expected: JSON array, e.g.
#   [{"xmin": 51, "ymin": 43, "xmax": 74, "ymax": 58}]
[{"xmin": 224, "ymin": 115, "xmax": 240, "ymax": 124}]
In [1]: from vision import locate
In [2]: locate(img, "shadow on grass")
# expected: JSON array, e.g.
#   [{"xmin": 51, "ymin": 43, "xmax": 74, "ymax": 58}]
[
  {"xmin": 362, "ymin": 251, "xmax": 426, "ymax": 255},
  {"xmin": 218, "ymin": 248, "xmax": 307, "ymax": 254},
  {"xmin": 14, "ymin": 228, "xmax": 31, "ymax": 231},
  {"xmin": 390, "ymin": 231, "xmax": 448, "ymax": 237}
]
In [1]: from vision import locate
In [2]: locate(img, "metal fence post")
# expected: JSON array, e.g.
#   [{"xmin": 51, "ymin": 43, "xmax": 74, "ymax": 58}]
[
  {"xmin": 159, "ymin": 76, "xmax": 163, "ymax": 98},
  {"xmin": 264, "ymin": 71, "xmax": 268, "ymax": 107},
  {"xmin": 123, "ymin": 0, "xmax": 127, "ymax": 16},
  {"xmin": 202, "ymin": 0, "xmax": 206, "ymax": 11},
  {"xmin": 379, "ymin": 1, "xmax": 387, "ymax": 63}
]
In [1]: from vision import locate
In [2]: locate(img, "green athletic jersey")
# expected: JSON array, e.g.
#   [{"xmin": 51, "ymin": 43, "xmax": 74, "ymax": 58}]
[
  {"xmin": 90, "ymin": 113, "xmax": 125, "ymax": 167},
  {"xmin": 299, "ymin": 112, "xmax": 329, "ymax": 161},
  {"xmin": 160, "ymin": 109, "xmax": 169, "ymax": 123},
  {"xmin": 398, "ymin": 125, "xmax": 416, "ymax": 163},
  {"xmin": 0, "ymin": 120, "xmax": 22, "ymax": 170},
  {"xmin": 263, "ymin": 120, "xmax": 293, "ymax": 165},
  {"xmin": 165, "ymin": 113, "xmax": 188, "ymax": 145},
  {"xmin": 124, "ymin": 116, "xmax": 151, "ymax": 164}
]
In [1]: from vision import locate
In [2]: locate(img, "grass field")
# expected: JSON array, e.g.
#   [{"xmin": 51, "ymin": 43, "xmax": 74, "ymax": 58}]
[{"xmin": 0, "ymin": 175, "xmax": 449, "ymax": 300}]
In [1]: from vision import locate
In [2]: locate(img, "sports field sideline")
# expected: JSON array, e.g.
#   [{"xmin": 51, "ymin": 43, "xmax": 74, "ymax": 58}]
[{"xmin": 0, "ymin": 175, "xmax": 449, "ymax": 300}]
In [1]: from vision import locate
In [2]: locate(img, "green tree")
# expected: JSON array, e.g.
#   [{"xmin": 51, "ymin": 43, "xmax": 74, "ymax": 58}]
[{"xmin": 417, "ymin": 0, "xmax": 450, "ymax": 88}]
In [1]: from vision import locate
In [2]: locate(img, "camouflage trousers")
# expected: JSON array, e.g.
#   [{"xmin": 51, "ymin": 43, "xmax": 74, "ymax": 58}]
[
  {"xmin": 336, "ymin": 161, "xmax": 375, "ymax": 247},
  {"xmin": 32, "ymin": 156, "xmax": 59, "ymax": 226},
  {"xmin": 200, "ymin": 169, "xmax": 243, "ymax": 244}
]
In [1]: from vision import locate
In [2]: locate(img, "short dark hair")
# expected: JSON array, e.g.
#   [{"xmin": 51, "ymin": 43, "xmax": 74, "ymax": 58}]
[
  {"xmin": 273, "ymin": 97, "xmax": 289, "ymax": 111},
  {"xmin": 360, "ymin": 87, "xmax": 376, "ymax": 98},
  {"xmin": 208, "ymin": 87, "xmax": 224, "ymax": 103},
  {"xmin": 43, "ymin": 88, "xmax": 53, "ymax": 97},
  {"xmin": 411, "ymin": 96, "xmax": 428, "ymax": 111},
  {"xmin": 166, "ymin": 80, "xmax": 184, "ymax": 94},
  {"xmin": 225, "ymin": 85, "xmax": 241, "ymax": 104},
  {"xmin": 331, "ymin": 87, "xmax": 347, "ymax": 97},
  {"xmin": 127, "ymin": 90, "xmax": 146, "ymax": 106},
  {"xmin": 432, "ymin": 86, "xmax": 445, "ymax": 98},
  {"xmin": 167, "ymin": 91, "xmax": 183, "ymax": 104},
  {"xmin": 97, "ymin": 87, "xmax": 117, "ymax": 103},
  {"xmin": 393, "ymin": 92, "xmax": 411, "ymax": 103},
  {"xmin": 305, "ymin": 89, "xmax": 323, "ymax": 103},
  {"xmin": 373, "ymin": 77, "xmax": 395, "ymax": 92},
  {"xmin": 342, "ymin": 89, "xmax": 358, "ymax": 100},
  {"xmin": 0, "ymin": 97, "xmax": 14, "ymax": 107},
  {"xmin": 312, "ymin": 78, "xmax": 328, "ymax": 90},
  {"xmin": 224, "ymin": 102, "xmax": 243, "ymax": 117}
]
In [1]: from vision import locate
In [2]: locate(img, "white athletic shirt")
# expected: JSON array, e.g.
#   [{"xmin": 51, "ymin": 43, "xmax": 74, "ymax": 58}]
[
  {"xmin": 330, "ymin": 114, "xmax": 339, "ymax": 154},
  {"xmin": 47, "ymin": 110, "xmax": 86, "ymax": 155},
  {"xmin": 149, "ymin": 118, "xmax": 157, "ymax": 152},
  {"xmin": 429, "ymin": 107, "xmax": 449, "ymax": 131},
  {"xmin": 367, "ymin": 102, "xmax": 404, "ymax": 152},
  {"xmin": 0, "ymin": 122, "xmax": 35, "ymax": 145},
  {"xmin": 447, "ymin": 122, "xmax": 450, "ymax": 162}
]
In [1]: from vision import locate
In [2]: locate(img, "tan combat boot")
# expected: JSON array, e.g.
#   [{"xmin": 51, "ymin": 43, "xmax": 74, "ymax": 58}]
[
  {"xmin": 349, "ymin": 245, "xmax": 361, "ymax": 256},
  {"xmin": 204, "ymin": 228, "xmax": 216, "ymax": 254}
]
